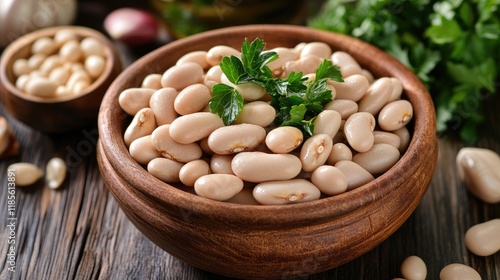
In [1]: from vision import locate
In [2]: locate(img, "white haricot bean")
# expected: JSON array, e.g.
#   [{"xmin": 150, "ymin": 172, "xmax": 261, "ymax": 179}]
[
  {"xmin": 373, "ymin": 131, "xmax": 401, "ymax": 150},
  {"xmin": 151, "ymin": 125, "xmax": 202, "ymax": 163},
  {"xmin": 282, "ymin": 55, "xmax": 323, "ymax": 77},
  {"xmin": 378, "ymin": 100, "xmax": 413, "ymax": 131},
  {"xmin": 169, "ymin": 112, "xmax": 224, "ymax": 144},
  {"xmin": 13, "ymin": 59, "xmax": 31, "ymax": 77},
  {"xmin": 210, "ymin": 154, "xmax": 234, "ymax": 175},
  {"xmin": 234, "ymin": 101, "xmax": 275, "ymax": 127},
  {"xmin": 335, "ymin": 160, "xmax": 374, "ymax": 190},
  {"xmin": 225, "ymin": 187, "xmax": 260, "ymax": 205},
  {"xmin": 39, "ymin": 55, "xmax": 61, "ymax": 75},
  {"xmin": 129, "ymin": 135, "xmax": 160, "ymax": 165},
  {"xmin": 32, "ymin": 37, "xmax": 56, "ymax": 55},
  {"xmin": 313, "ymin": 110, "xmax": 341, "ymax": 138},
  {"xmin": 300, "ymin": 134, "xmax": 333, "ymax": 172},
  {"xmin": 311, "ymin": 165, "xmax": 348, "ymax": 195},
  {"xmin": 344, "ymin": 112, "xmax": 376, "ymax": 153},
  {"xmin": 220, "ymin": 76, "xmax": 267, "ymax": 101},
  {"xmin": 204, "ymin": 65, "xmax": 223, "ymax": 83},
  {"xmin": 8, "ymin": 162, "xmax": 43, "ymax": 187},
  {"xmin": 327, "ymin": 143, "xmax": 352, "ymax": 165},
  {"xmin": 123, "ymin": 108, "xmax": 157, "ymax": 146},
  {"xmin": 331, "ymin": 51, "xmax": 362, "ymax": 77},
  {"xmin": 329, "ymin": 74, "xmax": 369, "ymax": 102},
  {"xmin": 388, "ymin": 77, "xmax": 403, "ymax": 102},
  {"xmin": 45, "ymin": 157, "xmax": 67, "ymax": 189},
  {"xmin": 439, "ymin": 263, "xmax": 481, "ymax": 280},
  {"xmin": 54, "ymin": 29, "xmax": 79, "ymax": 47},
  {"xmin": 147, "ymin": 158, "xmax": 184, "ymax": 183},
  {"xmin": 141, "ymin": 73, "xmax": 163, "ymax": 89},
  {"xmin": 360, "ymin": 69, "xmax": 374, "ymax": 83},
  {"xmin": 358, "ymin": 77, "xmax": 393, "ymax": 115},
  {"xmin": 80, "ymin": 37, "xmax": 105, "ymax": 57},
  {"xmin": 161, "ymin": 62, "xmax": 204, "ymax": 90},
  {"xmin": 24, "ymin": 77, "xmax": 57, "ymax": 97},
  {"xmin": 207, "ymin": 124, "xmax": 266, "ymax": 154},
  {"xmin": 300, "ymin": 42, "xmax": 332, "ymax": 59},
  {"xmin": 324, "ymin": 99, "xmax": 358, "ymax": 120},
  {"xmin": 253, "ymin": 179, "xmax": 321, "ymax": 205},
  {"xmin": 84, "ymin": 54, "xmax": 106, "ymax": 79},
  {"xmin": 194, "ymin": 174, "xmax": 244, "ymax": 201},
  {"xmin": 465, "ymin": 219, "xmax": 500, "ymax": 256},
  {"xmin": 28, "ymin": 54, "xmax": 46, "ymax": 70},
  {"xmin": 179, "ymin": 159, "xmax": 211, "ymax": 187},
  {"xmin": 55, "ymin": 86, "xmax": 72, "ymax": 97},
  {"xmin": 49, "ymin": 67, "xmax": 71, "ymax": 86},
  {"xmin": 59, "ymin": 40, "xmax": 82, "ymax": 63},
  {"xmin": 174, "ymin": 83, "xmax": 212, "ymax": 115},
  {"xmin": 231, "ymin": 152, "xmax": 302, "ymax": 183},
  {"xmin": 353, "ymin": 143, "xmax": 400, "ymax": 175},
  {"xmin": 118, "ymin": 87, "xmax": 156, "ymax": 116},
  {"xmin": 456, "ymin": 147, "xmax": 500, "ymax": 203},
  {"xmin": 149, "ymin": 87, "xmax": 179, "ymax": 125},
  {"xmin": 15, "ymin": 75, "xmax": 30, "ymax": 91},
  {"xmin": 394, "ymin": 126, "xmax": 411, "ymax": 153},
  {"xmin": 199, "ymin": 137, "xmax": 213, "ymax": 155},
  {"xmin": 176, "ymin": 50, "xmax": 210, "ymax": 70},
  {"xmin": 206, "ymin": 45, "xmax": 240, "ymax": 66},
  {"xmin": 66, "ymin": 70, "xmax": 91, "ymax": 94},
  {"xmin": 265, "ymin": 126, "xmax": 303, "ymax": 154},
  {"xmin": 266, "ymin": 47, "xmax": 299, "ymax": 77},
  {"xmin": 400, "ymin": 255, "xmax": 427, "ymax": 280}
]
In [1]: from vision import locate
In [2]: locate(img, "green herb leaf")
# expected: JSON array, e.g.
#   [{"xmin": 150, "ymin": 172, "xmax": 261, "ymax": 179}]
[
  {"xmin": 220, "ymin": 56, "xmax": 246, "ymax": 84},
  {"xmin": 425, "ymin": 17, "xmax": 463, "ymax": 44},
  {"xmin": 209, "ymin": 83, "xmax": 244, "ymax": 125},
  {"xmin": 240, "ymin": 38, "xmax": 277, "ymax": 78}
]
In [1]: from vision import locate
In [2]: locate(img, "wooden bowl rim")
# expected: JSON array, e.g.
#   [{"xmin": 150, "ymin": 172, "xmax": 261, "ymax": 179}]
[
  {"xmin": 0, "ymin": 25, "xmax": 118, "ymax": 104},
  {"xmin": 98, "ymin": 24, "xmax": 437, "ymax": 224}
]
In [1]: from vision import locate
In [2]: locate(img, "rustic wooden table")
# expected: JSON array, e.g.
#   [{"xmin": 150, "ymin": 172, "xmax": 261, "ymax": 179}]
[{"xmin": 1, "ymin": 1, "xmax": 499, "ymax": 279}]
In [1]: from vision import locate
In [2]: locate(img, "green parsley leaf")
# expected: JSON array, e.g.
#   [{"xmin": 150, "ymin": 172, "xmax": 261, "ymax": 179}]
[
  {"xmin": 210, "ymin": 83, "xmax": 244, "ymax": 126},
  {"xmin": 220, "ymin": 56, "xmax": 247, "ymax": 84},
  {"xmin": 241, "ymin": 38, "xmax": 278, "ymax": 78}
]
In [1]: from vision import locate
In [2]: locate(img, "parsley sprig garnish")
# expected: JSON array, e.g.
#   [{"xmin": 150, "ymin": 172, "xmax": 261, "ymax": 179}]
[{"xmin": 209, "ymin": 38, "xmax": 343, "ymax": 137}]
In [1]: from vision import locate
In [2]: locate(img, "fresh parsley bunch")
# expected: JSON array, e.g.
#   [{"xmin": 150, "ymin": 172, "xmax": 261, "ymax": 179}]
[
  {"xmin": 309, "ymin": 0, "xmax": 500, "ymax": 143},
  {"xmin": 209, "ymin": 38, "xmax": 343, "ymax": 137}
]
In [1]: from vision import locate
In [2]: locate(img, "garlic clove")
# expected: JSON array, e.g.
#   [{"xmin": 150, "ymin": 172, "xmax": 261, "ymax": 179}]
[
  {"xmin": 103, "ymin": 8, "xmax": 159, "ymax": 46},
  {"xmin": 456, "ymin": 147, "xmax": 500, "ymax": 203}
]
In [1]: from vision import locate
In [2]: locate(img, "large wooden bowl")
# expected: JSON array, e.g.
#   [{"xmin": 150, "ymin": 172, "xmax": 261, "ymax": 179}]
[
  {"xmin": 97, "ymin": 25, "xmax": 438, "ymax": 279},
  {"xmin": 0, "ymin": 26, "xmax": 122, "ymax": 133}
]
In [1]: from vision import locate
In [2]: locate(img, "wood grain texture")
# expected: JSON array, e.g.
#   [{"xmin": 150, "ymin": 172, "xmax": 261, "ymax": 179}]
[{"xmin": 1, "ymin": 1, "xmax": 499, "ymax": 279}]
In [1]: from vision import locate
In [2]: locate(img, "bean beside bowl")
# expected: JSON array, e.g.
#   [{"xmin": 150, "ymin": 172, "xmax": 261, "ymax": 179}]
[
  {"xmin": 0, "ymin": 26, "xmax": 122, "ymax": 133},
  {"xmin": 97, "ymin": 25, "xmax": 438, "ymax": 279}
]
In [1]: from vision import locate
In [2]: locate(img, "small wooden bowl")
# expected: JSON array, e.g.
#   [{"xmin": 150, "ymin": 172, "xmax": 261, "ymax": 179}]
[
  {"xmin": 97, "ymin": 25, "xmax": 438, "ymax": 279},
  {"xmin": 0, "ymin": 26, "xmax": 122, "ymax": 133}
]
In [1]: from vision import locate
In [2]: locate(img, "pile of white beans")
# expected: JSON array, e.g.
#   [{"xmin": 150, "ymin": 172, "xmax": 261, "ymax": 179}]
[
  {"xmin": 12, "ymin": 28, "xmax": 108, "ymax": 98},
  {"xmin": 120, "ymin": 41, "xmax": 414, "ymax": 205}
]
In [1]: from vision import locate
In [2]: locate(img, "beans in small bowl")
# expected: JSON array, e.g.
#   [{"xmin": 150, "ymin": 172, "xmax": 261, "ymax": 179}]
[
  {"xmin": 0, "ymin": 26, "xmax": 122, "ymax": 133},
  {"xmin": 97, "ymin": 25, "xmax": 437, "ymax": 279}
]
